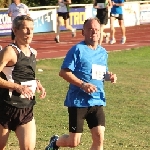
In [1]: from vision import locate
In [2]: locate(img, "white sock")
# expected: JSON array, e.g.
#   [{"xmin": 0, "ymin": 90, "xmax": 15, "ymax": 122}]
[
  {"xmin": 56, "ymin": 35, "xmax": 59, "ymax": 39},
  {"xmin": 72, "ymin": 28, "xmax": 76, "ymax": 32}
]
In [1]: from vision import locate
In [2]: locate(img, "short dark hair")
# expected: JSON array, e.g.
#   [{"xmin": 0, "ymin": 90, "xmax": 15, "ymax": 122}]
[
  {"xmin": 83, "ymin": 17, "xmax": 100, "ymax": 29},
  {"xmin": 12, "ymin": 15, "xmax": 33, "ymax": 30}
]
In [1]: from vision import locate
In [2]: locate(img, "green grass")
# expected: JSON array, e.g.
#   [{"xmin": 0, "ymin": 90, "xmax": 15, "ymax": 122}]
[{"xmin": 6, "ymin": 47, "xmax": 150, "ymax": 150}]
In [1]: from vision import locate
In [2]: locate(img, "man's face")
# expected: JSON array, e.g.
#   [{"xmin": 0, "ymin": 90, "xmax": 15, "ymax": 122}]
[
  {"xmin": 83, "ymin": 19, "xmax": 100, "ymax": 43},
  {"xmin": 14, "ymin": 20, "xmax": 34, "ymax": 44}
]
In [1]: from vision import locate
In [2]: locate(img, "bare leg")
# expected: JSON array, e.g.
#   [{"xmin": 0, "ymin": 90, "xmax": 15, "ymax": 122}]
[
  {"xmin": 118, "ymin": 19, "xmax": 126, "ymax": 44},
  {"xmin": 64, "ymin": 19, "xmax": 73, "ymax": 31},
  {"xmin": 118, "ymin": 19, "xmax": 126, "ymax": 43},
  {"xmin": 90, "ymin": 125, "xmax": 105, "ymax": 150},
  {"xmin": 45, "ymin": 132, "xmax": 82, "ymax": 149},
  {"xmin": 15, "ymin": 118, "xmax": 36, "ymax": 150},
  {"xmin": 0, "ymin": 125, "xmax": 10, "ymax": 150},
  {"xmin": 110, "ymin": 16, "xmax": 115, "ymax": 40},
  {"xmin": 110, "ymin": 16, "xmax": 116, "ymax": 44},
  {"xmin": 55, "ymin": 16, "xmax": 61, "ymax": 42},
  {"xmin": 118, "ymin": 19, "xmax": 126, "ymax": 38},
  {"xmin": 56, "ymin": 132, "xmax": 82, "ymax": 148},
  {"xmin": 99, "ymin": 24, "xmax": 110, "ymax": 45},
  {"xmin": 64, "ymin": 19, "xmax": 76, "ymax": 37},
  {"xmin": 99, "ymin": 24, "xmax": 105, "ymax": 45}
]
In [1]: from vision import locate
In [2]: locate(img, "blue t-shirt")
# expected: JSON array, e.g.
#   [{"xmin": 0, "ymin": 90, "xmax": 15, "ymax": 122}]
[
  {"xmin": 61, "ymin": 41, "xmax": 108, "ymax": 107},
  {"xmin": 111, "ymin": 0, "xmax": 124, "ymax": 14}
]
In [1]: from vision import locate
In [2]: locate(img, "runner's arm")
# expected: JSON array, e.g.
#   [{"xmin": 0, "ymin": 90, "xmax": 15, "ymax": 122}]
[
  {"xmin": 59, "ymin": 68, "xmax": 97, "ymax": 93},
  {"xmin": 108, "ymin": 0, "xmax": 113, "ymax": 8},
  {"xmin": 0, "ymin": 47, "xmax": 20, "ymax": 90},
  {"xmin": 7, "ymin": 6, "xmax": 12, "ymax": 17}
]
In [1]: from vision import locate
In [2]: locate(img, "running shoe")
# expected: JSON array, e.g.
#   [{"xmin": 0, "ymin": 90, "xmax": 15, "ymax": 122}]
[
  {"xmin": 121, "ymin": 37, "xmax": 126, "ymax": 44},
  {"xmin": 45, "ymin": 135, "xmax": 59, "ymax": 150},
  {"xmin": 105, "ymin": 35, "xmax": 110, "ymax": 44},
  {"xmin": 110, "ymin": 38, "xmax": 116, "ymax": 44},
  {"xmin": 72, "ymin": 28, "xmax": 76, "ymax": 37},
  {"xmin": 54, "ymin": 37, "xmax": 60, "ymax": 43},
  {"xmin": 0, "ymin": 45, "xmax": 2, "ymax": 51}
]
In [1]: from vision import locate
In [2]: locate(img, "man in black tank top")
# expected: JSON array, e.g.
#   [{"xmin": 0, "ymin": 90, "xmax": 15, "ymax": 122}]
[
  {"xmin": 93, "ymin": 0, "xmax": 112, "ymax": 45},
  {"xmin": 0, "ymin": 15, "xmax": 46, "ymax": 150}
]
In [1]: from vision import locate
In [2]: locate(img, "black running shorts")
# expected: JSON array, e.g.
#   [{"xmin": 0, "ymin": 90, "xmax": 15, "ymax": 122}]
[
  {"xmin": 58, "ymin": 12, "xmax": 70, "ymax": 20},
  {"xmin": 96, "ymin": 8, "xmax": 109, "ymax": 25},
  {"xmin": 11, "ymin": 29, "xmax": 15, "ymax": 41},
  {"xmin": 110, "ymin": 13, "xmax": 123, "ymax": 20},
  {"xmin": 68, "ymin": 106, "xmax": 105, "ymax": 133},
  {"xmin": 0, "ymin": 102, "xmax": 33, "ymax": 131}
]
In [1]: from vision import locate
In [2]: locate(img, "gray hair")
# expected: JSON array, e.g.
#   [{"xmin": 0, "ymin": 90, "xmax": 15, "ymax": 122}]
[
  {"xmin": 12, "ymin": 15, "xmax": 33, "ymax": 30},
  {"xmin": 83, "ymin": 17, "xmax": 100, "ymax": 29}
]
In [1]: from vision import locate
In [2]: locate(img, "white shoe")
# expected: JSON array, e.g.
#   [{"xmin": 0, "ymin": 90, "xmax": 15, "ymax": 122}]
[
  {"xmin": 0, "ymin": 45, "xmax": 2, "ymax": 51},
  {"xmin": 105, "ymin": 33, "xmax": 110, "ymax": 43},
  {"xmin": 110, "ymin": 39, "xmax": 116, "ymax": 44},
  {"xmin": 121, "ymin": 37, "xmax": 126, "ymax": 44},
  {"xmin": 72, "ymin": 28, "xmax": 76, "ymax": 37},
  {"xmin": 54, "ymin": 37, "xmax": 60, "ymax": 43}
]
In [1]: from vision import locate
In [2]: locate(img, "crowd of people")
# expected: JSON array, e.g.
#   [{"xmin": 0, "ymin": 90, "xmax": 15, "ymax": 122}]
[
  {"xmin": 0, "ymin": 0, "xmax": 123, "ymax": 149},
  {"xmin": 0, "ymin": 0, "xmax": 126, "ymax": 50},
  {"xmin": 54, "ymin": 0, "xmax": 126, "ymax": 44},
  {"xmin": 94, "ymin": 0, "xmax": 126, "ymax": 45}
]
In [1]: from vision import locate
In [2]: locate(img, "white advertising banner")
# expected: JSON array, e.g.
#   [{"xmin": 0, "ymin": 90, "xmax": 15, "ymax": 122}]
[
  {"xmin": 0, "ymin": 9, "xmax": 57, "ymax": 35},
  {"xmin": 30, "ymin": 9, "xmax": 57, "ymax": 33},
  {"xmin": 123, "ymin": 2, "xmax": 140, "ymax": 26},
  {"xmin": 0, "ymin": 12, "xmax": 12, "ymax": 35},
  {"xmin": 140, "ymin": 4, "xmax": 150, "ymax": 24}
]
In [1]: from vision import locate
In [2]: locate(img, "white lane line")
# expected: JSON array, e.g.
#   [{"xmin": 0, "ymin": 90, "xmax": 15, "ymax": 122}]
[{"xmin": 127, "ymin": 44, "xmax": 138, "ymax": 46}]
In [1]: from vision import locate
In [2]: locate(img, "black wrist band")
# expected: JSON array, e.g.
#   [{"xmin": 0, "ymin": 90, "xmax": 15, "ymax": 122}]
[{"xmin": 81, "ymin": 82, "xmax": 85, "ymax": 89}]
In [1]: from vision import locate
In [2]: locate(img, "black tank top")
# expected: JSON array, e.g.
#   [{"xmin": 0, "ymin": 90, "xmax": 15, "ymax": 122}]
[{"xmin": 0, "ymin": 44, "xmax": 36, "ymax": 108}]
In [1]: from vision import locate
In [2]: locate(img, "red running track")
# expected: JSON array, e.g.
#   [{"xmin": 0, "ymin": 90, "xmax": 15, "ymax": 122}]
[{"xmin": 0, "ymin": 24, "xmax": 150, "ymax": 60}]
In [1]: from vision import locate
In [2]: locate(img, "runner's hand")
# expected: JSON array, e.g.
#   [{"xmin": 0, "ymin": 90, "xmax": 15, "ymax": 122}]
[
  {"xmin": 105, "ymin": 72, "xmax": 117, "ymax": 83},
  {"xmin": 15, "ymin": 84, "xmax": 34, "ymax": 100},
  {"xmin": 81, "ymin": 82, "xmax": 97, "ymax": 94},
  {"xmin": 36, "ymin": 80, "xmax": 46, "ymax": 99}
]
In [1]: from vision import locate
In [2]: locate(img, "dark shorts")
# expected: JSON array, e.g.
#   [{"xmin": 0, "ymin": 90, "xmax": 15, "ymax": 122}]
[
  {"xmin": 0, "ymin": 102, "xmax": 33, "ymax": 131},
  {"xmin": 110, "ymin": 13, "xmax": 123, "ymax": 20},
  {"xmin": 58, "ymin": 12, "xmax": 70, "ymax": 20},
  {"xmin": 68, "ymin": 106, "xmax": 105, "ymax": 133},
  {"xmin": 11, "ymin": 29, "xmax": 15, "ymax": 40},
  {"xmin": 96, "ymin": 9, "xmax": 108, "ymax": 25}
]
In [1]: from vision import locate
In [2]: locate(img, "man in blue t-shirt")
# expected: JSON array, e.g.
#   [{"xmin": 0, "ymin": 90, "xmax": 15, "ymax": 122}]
[
  {"xmin": 110, "ymin": 0, "xmax": 126, "ymax": 44},
  {"xmin": 45, "ymin": 17, "xmax": 117, "ymax": 150}
]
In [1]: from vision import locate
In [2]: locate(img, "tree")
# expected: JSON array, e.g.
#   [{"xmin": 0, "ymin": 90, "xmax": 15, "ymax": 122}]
[
  {"xmin": 0, "ymin": 0, "xmax": 7, "ymax": 8},
  {"xmin": 0, "ymin": 0, "xmax": 93, "ymax": 8}
]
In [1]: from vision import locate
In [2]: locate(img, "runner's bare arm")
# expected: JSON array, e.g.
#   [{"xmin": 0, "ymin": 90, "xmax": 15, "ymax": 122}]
[
  {"xmin": 0, "ymin": 46, "xmax": 20, "ymax": 90},
  {"xmin": 8, "ymin": 7, "xmax": 12, "ymax": 17},
  {"xmin": 59, "ymin": 68, "xmax": 97, "ymax": 93},
  {"xmin": 108, "ymin": 0, "xmax": 112, "ymax": 8},
  {"xmin": 0, "ymin": 46, "xmax": 35, "ymax": 98}
]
